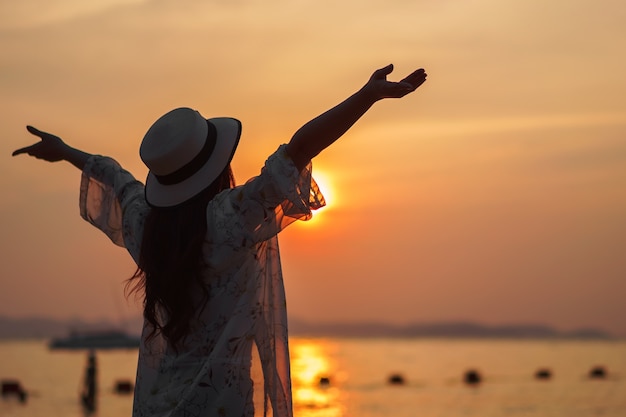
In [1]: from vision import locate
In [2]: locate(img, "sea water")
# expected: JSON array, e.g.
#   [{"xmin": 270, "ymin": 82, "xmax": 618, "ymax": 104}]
[{"xmin": 0, "ymin": 338, "xmax": 624, "ymax": 417}]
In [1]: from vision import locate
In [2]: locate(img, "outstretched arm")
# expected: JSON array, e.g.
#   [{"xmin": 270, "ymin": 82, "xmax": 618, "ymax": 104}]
[
  {"xmin": 286, "ymin": 64, "xmax": 427, "ymax": 171},
  {"xmin": 12, "ymin": 126, "xmax": 92, "ymax": 170}
]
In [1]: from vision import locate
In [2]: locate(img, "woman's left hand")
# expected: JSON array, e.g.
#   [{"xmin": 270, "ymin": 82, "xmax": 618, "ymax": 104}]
[{"xmin": 12, "ymin": 126, "xmax": 69, "ymax": 162}]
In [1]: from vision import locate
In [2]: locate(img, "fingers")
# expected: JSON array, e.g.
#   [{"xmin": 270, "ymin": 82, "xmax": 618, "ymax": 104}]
[
  {"xmin": 12, "ymin": 144, "xmax": 37, "ymax": 156},
  {"xmin": 397, "ymin": 69, "xmax": 427, "ymax": 93},
  {"xmin": 373, "ymin": 65, "xmax": 427, "ymax": 89},
  {"xmin": 401, "ymin": 68, "xmax": 427, "ymax": 85},
  {"xmin": 12, "ymin": 126, "xmax": 45, "ymax": 156},
  {"xmin": 27, "ymin": 125, "xmax": 46, "ymax": 138},
  {"xmin": 372, "ymin": 64, "xmax": 394, "ymax": 79}
]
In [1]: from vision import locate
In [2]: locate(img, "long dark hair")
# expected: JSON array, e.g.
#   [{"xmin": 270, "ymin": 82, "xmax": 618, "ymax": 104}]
[{"xmin": 126, "ymin": 166, "xmax": 235, "ymax": 350}]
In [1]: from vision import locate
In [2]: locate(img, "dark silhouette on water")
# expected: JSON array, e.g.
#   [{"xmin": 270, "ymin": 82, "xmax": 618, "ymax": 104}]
[
  {"xmin": 535, "ymin": 368, "xmax": 552, "ymax": 380},
  {"xmin": 589, "ymin": 365, "xmax": 607, "ymax": 379},
  {"xmin": 81, "ymin": 350, "xmax": 97, "ymax": 412},
  {"xmin": 388, "ymin": 373, "xmax": 406, "ymax": 385},
  {"xmin": 114, "ymin": 379, "xmax": 134, "ymax": 395},
  {"xmin": 318, "ymin": 377, "xmax": 331, "ymax": 387},
  {"xmin": 1, "ymin": 379, "xmax": 27, "ymax": 403},
  {"xmin": 464, "ymin": 369, "xmax": 482, "ymax": 385},
  {"xmin": 49, "ymin": 329, "xmax": 140, "ymax": 350}
]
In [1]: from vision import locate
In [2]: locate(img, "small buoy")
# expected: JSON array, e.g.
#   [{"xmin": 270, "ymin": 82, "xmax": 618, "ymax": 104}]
[
  {"xmin": 535, "ymin": 368, "xmax": 552, "ymax": 380},
  {"xmin": 319, "ymin": 377, "xmax": 331, "ymax": 387},
  {"xmin": 114, "ymin": 380, "xmax": 134, "ymax": 394},
  {"xmin": 589, "ymin": 366, "xmax": 607, "ymax": 379},
  {"xmin": 1, "ymin": 379, "xmax": 28, "ymax": 403},
  {"xmin": 388, "ymin": 373, "xmax": 406, "ymax": 385},
  {"xmin": 464, "ymin": 369, "xmax": 481, "ymax": 385}
]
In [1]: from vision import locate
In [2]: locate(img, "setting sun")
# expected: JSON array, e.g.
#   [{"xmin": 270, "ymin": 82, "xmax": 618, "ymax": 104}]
[
  {"xmin": 303, "ymin": 169, "xmax": 334, "ymax": 226},
  {"xmin": 314, "ymin": 170, "xmax": 334, "ymax": 207}
]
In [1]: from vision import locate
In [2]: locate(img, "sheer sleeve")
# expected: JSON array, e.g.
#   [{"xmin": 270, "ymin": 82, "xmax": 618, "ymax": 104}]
[
  {"xmin": 79, "ymin": 156, "xmax": 148, "ymax": 263},
  {"xmin": 199, "ymin": 145, "xmax": 325, "ymax": 415},
  {"xmin": 213, "ymin": 144, "xmax": 325, "ymax": 245}
]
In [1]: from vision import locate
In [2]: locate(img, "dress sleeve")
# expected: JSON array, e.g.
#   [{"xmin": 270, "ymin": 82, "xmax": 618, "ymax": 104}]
[
  {"xmin": 214, "ymin": 144, "xmax": 326, "ymax": 244},
  {"xmin": 79, "ymin": 155, "xmax": 148, "ymax": 263}
]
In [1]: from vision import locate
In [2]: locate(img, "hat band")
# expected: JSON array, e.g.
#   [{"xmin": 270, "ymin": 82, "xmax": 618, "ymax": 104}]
[{"xmin": 154, "ymin": 121, "xmax": 217, "ymax": 186}]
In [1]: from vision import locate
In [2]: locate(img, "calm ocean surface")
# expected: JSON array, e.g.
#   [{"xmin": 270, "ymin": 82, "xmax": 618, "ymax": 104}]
[{"xmin": 0, "ymin": 338, "xmax": 624, "ymax": 417}]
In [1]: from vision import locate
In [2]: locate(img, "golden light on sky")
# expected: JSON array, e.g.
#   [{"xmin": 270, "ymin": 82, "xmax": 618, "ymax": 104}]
[
  {"xmin": 2, "ymin": 0, "xmax": 626, "ymax": 336},
  {"xmin": 299, "ymin": 169, "xmax": 335, "ymax": 227}
]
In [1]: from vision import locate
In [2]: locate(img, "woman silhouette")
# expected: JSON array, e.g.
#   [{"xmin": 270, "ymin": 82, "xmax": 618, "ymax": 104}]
[{"xmin": 13, "ymin": 64, "xmax": 426, "ymax": 417}]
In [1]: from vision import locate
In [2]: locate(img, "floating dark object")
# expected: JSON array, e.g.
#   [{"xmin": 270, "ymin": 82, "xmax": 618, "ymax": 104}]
[
  {"xmin": 318, "ymin": 377, "xmax": 331, "ymax": 387},
  {"xmin": 1, "ymin": 379, "xmax": 27, "ymax": 403},
  {"xmin": 464, "ymin": 369, "xmax": 481, "ymax": 385},
  {"xmin": 388, "ymin": 373, "xmax": 406, "ymax": 385},
  {"xmin": 535, "ymin": 368, "xmax": 552, "ymax": 380},
  {"xmin": 114, "ymin": 380, "xmax": 134, "ymax": 394},
  {"xmin": 589, "ymin": 366, "xmax": 607, "ymax": 379},
  {"xmin": 49, "ymin": 330, "xmax": 140, "ymax": 350}
]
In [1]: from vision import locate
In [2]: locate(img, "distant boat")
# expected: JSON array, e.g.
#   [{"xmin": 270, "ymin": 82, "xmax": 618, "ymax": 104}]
[{"xmin": 49, "ymin": 330, "xmax": 140, "ymax": 350}]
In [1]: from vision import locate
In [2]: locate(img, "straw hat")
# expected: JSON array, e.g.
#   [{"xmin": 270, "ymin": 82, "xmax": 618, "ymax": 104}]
[{"xmin": 140, "ymin": 107, "xmax": 241, "ymax": 207}]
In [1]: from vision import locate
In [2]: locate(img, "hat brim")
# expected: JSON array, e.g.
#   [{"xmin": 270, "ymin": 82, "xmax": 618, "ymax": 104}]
[{"xmin": 145, "ymin": 117, "xmax": 241, "ymax": 207}]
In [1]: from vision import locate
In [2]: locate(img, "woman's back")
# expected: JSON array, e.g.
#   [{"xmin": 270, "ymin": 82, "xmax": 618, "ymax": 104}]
[
  {"xmin": 12, "ymin": 64, "xmax": 427, "ymax": 417},
  {"xmin": 81, "ymin": 145, "xmax": 323, "ymax": 416}
]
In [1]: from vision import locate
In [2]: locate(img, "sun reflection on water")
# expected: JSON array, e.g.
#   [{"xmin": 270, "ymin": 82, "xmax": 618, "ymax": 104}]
[{"xmin": 290, "ymin": 339, "xmax": 345, "ymax": 417}]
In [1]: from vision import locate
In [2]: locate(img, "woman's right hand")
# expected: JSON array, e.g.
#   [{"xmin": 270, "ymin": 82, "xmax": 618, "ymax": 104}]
[
  {"xmin": 362, "ymin": 64, "xmax": 427, "ymax": 101},
  {"xmin": 12, "ymin": 126, "xmax": 70, "ymax": 162}
]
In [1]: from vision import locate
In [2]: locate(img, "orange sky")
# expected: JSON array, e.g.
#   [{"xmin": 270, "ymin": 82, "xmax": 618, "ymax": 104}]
[{"xmin": 2, "ymin": 0, "xmax": 625, "ymax": 336}]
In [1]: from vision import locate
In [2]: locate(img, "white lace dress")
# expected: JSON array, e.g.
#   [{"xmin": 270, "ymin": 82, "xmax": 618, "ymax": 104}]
[{"xmin": 79, "ymin": 144, "xmax": 325, "ymax": 417}]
